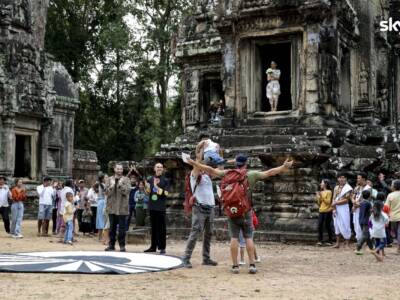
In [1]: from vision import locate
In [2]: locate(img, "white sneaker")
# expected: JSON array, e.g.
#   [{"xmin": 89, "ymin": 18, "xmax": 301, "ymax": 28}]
[
  {"xmin": 11, "ymin": 235, "xmax": 18, "ymax": 239},
  {"xmin": 239, "ymin": 260, "xmax": 246, "ymax": 265},
  {"xmin": 17, "ymin": 234, "xmax": 23, "ymax": 239},
  {"xmin": 255, "ymin": 257, "xmax": 261, "ymax": 263},
  {"xmin": 249, "ymin": 264, "xmax": 257, "ymax": 274}
]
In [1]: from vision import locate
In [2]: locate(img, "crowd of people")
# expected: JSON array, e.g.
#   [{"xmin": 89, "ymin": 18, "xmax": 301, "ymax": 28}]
[
  {"xmin": 1, "ymin": 133, "xmax": 400, "ymax": 274},
  {"xmin": 316, "ymin": 172, "xmax": 400, "ymax": 262}
]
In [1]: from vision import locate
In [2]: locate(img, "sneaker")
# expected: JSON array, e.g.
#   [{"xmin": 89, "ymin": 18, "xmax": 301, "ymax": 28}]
[
  {"xmin": 316, "ymin": 242, "xmax": 323, "ymax": 246},
  {"xmin": 16, "ymin": 234, "xmax": 23, "ymax": 239},
  {"xmin": 67, "ymin": 241, "xmax": 73, "ymax": 245},
  {"xmin": 231, "ymin": 265, "xmax": 239, "ymax": 274},
  {"xmin": 354, "ymin": 250, "xmax": 363, "ymax": 255},
  {"xmin": 120, "ymin": 247, "xmax": 126, "ymax": 252},
  {"xmin": 105, "ymin": 246, "xmax": 116, "ymax": 251},
  {"xmin": 249, "ymin": 264, "xmax": 257, "ymax": 274},
  {"xmin": 255, "ymin": 257, "xmax": 261, "ymax": 263},
  {"xmin": 11, "ymin": 235, "xmax": 18, "ymax": 239},
  {"xmin": 182, "ymin": 260, "xmax": 192, "ymax": 268},
  {"xmin": 239, "ymin": 260, "xmax": 246, "ymax": 265},
  {"xmin": 202, "ymin": 259, "xmax": 218, "ymax": 266},
  {"xmin": 144, "ymin": 248, "xmax": 156, "ymax": 253}
]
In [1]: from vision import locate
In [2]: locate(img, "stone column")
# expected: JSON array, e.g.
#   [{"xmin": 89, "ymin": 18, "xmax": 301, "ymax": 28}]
[
  {"xmin": 221, "ymin": 34, "xmax": 236, "ymax": 123},
  {"xmin": 0, "ymin": 116, "xmax": 16, "ymax": 176},
  {"xmin": 304, "ymin": 25, "xmax": 320, "ymax": 114},
  {"xmin": 39, "ymin": 119, "xmax": 51, "ymax": 179}
]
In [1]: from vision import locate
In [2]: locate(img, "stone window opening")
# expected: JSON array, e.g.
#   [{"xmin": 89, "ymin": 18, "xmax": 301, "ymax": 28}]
[
  {"xmin": 14, "ymin": 134, "xmax": 32, "ymax": 179},
  {"xmin": 200, "ymin": 73, "xmax": 224, "ymax": 125}
]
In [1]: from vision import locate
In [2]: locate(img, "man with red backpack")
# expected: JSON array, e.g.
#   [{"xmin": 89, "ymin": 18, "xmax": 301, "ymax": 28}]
[
  {"xmin": 184, "ymin": 154, "xmax": 293, "ymax": 274},
  {"xmin": 182, "ymin": 155, "xmax": 218, "ymax": 268}
]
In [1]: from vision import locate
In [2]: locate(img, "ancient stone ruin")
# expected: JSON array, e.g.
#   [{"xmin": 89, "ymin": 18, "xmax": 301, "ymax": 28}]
[
  {"xmin": 143, "ymin": 0, "xmax": 400, "ymax": 241},
  {"xmin": 0, "ymin": 0, "xmax": 79, "ymax": 181},
  {"xmin": 0, "ymin": 1, "xmax": 100, "ymax": 216}
]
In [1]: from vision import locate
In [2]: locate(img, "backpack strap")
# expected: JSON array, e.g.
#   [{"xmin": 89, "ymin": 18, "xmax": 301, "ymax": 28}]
[{"xmin": 191, "ymin": 173, "xmax": 202, "ymax": 195}]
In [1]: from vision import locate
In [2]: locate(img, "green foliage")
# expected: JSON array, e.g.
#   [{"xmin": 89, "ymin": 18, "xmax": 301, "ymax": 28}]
[{"xmin": 45, "ymin": 0, "xmax": 187, "ymax": 170}]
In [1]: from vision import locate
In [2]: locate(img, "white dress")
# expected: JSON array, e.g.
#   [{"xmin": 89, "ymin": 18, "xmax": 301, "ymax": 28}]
[{"xmin": 266, "ymin": 68, "xmax": 281, "ymax": 99}]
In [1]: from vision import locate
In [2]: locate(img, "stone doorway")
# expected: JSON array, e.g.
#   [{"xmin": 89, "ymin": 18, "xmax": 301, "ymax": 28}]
[
  {"xmin": 14, "ymin": 134, "xmax": 32, "ymax": 178},
  {"xmin": 201, "ymin": 74, "xmax": 224, "ymax": 124},
  {"xmin": 258, "ymin": 42, "xmax": 292, "ymax": 112}
]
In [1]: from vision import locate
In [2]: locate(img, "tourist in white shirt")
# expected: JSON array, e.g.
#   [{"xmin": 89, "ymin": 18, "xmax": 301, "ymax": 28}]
[
  {"xmin": 87, "ymin": 184, "xmax": 98, "ymax": 234},
  {"xmin": 36, "ymin": 177, "xmax": 55, "ymax": 236},
  {"xmin": 0, "ymin": 175, "xmax": 11, "ymax": 234}
]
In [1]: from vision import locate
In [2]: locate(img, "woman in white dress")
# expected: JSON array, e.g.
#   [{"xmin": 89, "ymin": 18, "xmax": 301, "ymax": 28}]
[{"xmin": 266, "ymin": 61, "xmax": 281, "ymax": 112}]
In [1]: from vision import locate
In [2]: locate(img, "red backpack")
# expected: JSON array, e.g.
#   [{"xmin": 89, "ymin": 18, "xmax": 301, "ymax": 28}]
[
  {"xmin": 183, "ymin": 172, "xmax": 202, "ymax": 216},
  {"xmin": 220, "ymin": 169, "xmax": 250, "ymax": 218}
]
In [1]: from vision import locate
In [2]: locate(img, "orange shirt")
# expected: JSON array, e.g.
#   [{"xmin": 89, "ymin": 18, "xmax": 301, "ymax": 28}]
[{"xmin": 11, "ymin": 187, "xmax": 27, "ymax": 202}]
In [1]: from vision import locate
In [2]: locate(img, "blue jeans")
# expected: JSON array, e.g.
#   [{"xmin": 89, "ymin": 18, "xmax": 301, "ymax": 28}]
[
  {"xmin": 38, "ymin": 204, "xmax": 53, "ymax": 220},
  {"xmin": 64, "ymin": 220, "xmax": 73, "ymax": 242},
  {"xmin": 11, "ymin": 202, "xmax": 24, "ymax": 235}
]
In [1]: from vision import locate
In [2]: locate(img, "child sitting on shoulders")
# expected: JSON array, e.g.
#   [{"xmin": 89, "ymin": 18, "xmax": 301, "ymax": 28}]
[{"xmin": 195, "ymin": 133, "xmax": 226, "ymax": 167}]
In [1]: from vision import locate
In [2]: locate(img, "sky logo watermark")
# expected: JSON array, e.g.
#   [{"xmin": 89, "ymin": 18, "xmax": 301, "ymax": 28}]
[{"xmin": 380, "ymin": 18, "xmax": 400, "ymax": 32}]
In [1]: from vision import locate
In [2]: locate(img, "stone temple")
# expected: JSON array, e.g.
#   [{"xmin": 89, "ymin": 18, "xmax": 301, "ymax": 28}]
[
  {"xmin": 0, "ymin": 1, "xmax": 99, "ymax": 215},
  {"xmin": 142, "ymin": 0, "xmax": 400, "ymax": 241}
]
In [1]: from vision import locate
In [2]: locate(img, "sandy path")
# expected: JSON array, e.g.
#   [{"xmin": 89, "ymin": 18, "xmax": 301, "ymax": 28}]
[{"xmin": 0, "ymin": 221, "xmax": 399, "ymax": 300}]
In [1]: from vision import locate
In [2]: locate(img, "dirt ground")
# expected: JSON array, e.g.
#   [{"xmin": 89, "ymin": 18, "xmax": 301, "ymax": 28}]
[{"xmin": 0, "ymin": 221, "xmax": 399, "ymax": 300}]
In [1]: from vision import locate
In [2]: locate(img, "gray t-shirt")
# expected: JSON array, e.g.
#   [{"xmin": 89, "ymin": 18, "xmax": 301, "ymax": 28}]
[{"xmin": 190, "ymin": 173, "xmax": 215, "ymax": 206}]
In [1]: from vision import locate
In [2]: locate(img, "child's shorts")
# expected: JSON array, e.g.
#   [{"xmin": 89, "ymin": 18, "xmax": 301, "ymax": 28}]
[
  {"xmin": 375, "ymin": 238, "xmax": 386, "ymax": 251},
  {"xmin": 204, "ymin": 150, "xmax": 225, "ymax": 166}
]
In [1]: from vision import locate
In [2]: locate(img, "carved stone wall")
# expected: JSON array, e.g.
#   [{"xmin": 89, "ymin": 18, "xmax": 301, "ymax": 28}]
[{"xmin": 0, "ymin": 0, "xmax": 79, "ymax": 180}]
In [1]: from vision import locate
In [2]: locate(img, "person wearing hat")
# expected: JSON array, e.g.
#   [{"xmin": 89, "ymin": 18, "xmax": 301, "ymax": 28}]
[
  {"xmin": 183, "ymin": 154, "xmax": 293, "ymax": 274},
  {"xmin": 36, "ymin": 176, "xmax": 56, "ymax": 236},
  {"xmin": 0, "ymin": 175, "xmax": 11, "ymax": 234}
]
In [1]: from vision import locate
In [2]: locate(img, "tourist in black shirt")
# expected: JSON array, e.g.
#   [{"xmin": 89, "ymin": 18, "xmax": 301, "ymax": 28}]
[{"xmin": 144, "ymin": 163, "xmax": 170, "ymax": 254}]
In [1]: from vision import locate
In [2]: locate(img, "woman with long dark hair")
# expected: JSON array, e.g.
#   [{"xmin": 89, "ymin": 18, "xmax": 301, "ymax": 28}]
[
  {"xmin": 10, "ymin": 178, "xmax": 26, "ymax": 238},
  {"xmin": 316, "ymin": 179, "xmax": 333, "ymax": 246},
  {"xmin": 96, "ymin": 174, "xmax": 107, "ymax": 242}
]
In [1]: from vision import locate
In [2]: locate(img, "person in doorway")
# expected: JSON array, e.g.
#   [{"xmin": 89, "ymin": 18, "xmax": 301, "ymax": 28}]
[
  {"xmin": 10, "ymin": 178, "xmax": 26, "ymax": 238},
  {"xmin": 144, "ymin": 163, "xmax": 170, "ymax": 255},
  {"xmin": 266, "ymin": 61, "xmax": 281, "ymax": 112},
  {"xmin": 36, "ymin": 177, "xmax": 55, "ymax": 236}
]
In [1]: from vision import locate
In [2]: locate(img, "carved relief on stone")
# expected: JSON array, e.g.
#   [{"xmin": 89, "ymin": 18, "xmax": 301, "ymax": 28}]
[
  {"xmin": 358, "ymin": 62, "xmax": 369, "ymax": 104},
  {"xmin": 376, "ymin": 71, "xmax": 388, "ymax": 116},
  {"xmin": 12, "ymin": 0, "xmax": 32, "ymax": 30},
  {"xmin": 0, "ymin": 1, "xmax": 13, "ymax": 26}
]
